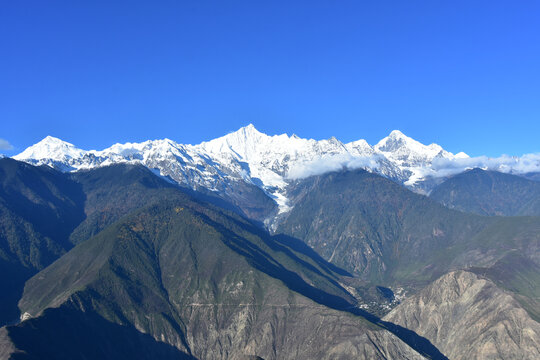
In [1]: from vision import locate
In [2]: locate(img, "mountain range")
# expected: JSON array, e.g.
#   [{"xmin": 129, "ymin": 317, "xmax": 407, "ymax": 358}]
[
  {"xmin": 15, "ymin": 124, "xmax": 540, "ymax": 225},
  {"xmin": 1, "ymin": 126, "xmax": 540, "ymax": 359},
  {"xmin": 0, "ymin": 159, "xmax": 439, "ymax": 359}
]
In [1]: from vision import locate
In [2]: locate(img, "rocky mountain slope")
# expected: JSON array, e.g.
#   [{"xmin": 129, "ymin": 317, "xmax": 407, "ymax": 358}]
[
  {"xmin": 429, "ymin": 168, "xmax": 540, "ymax": 216},
  {"xmin": 1, "ymin": 156, "xmax": 539, "ymax": 359},
  {"xmin": 0, "ymin": 159, "xmax": 220, "ymax": 326},
  {"xmin": 0, "ymin": 158, "xmax": 85, "ymax": 325},
  {"xmin": 277, "ymin": 169, "xmax": 540, "ymax": 289},
  {"xmin": 1, "ymin": 174, "xmax": 436, "ymax": 359},
  {"xmin": 384, "ymin": 270, "xmax": 540, "ymax": 360},
  {"xmin": 469, "ymin": 252, "xmax": 540, "ymax": 322}
]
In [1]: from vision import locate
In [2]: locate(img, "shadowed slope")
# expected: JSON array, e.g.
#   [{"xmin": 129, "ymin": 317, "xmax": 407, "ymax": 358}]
[
  {"xmin": 10, "ymin": 193, "xmax": 436, "ymax": 359},
  {"xmin": 278, "ymin": 169, "xmax": 540, "ymax": 288},
  {"xmin": 2, "ymin": 303, "xmax": 196, "ymax": 360},
  {"xmin": 0, "ymin": 160, "xmax": 191, "ymax": 326},
  {"xmin": 0, "ymin": 158, "xmax": 85, "ymax": 325},
  {"xmin": 430, "ymin": 169, "xmax": 540, "ymax": 216}
]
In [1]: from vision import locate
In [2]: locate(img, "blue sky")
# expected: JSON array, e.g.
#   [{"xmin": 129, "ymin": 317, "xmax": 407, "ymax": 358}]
[{"xmin": 1, "ymin": 0, "xmax": 539, "ymax": 157}]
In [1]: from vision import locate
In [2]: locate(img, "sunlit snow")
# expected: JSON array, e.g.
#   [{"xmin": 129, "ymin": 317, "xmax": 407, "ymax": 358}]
[{"xmin": 13, "ymin": 125, "xmax": 540, "ymax": 214}]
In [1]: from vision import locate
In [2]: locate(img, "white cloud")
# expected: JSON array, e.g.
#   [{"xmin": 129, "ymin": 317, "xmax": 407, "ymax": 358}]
[
  {"xmin": 287, "ymin": 154, "xmax": 381, "ymax": 180},
  {"xmin": 431, "ymin": 153, "xmax": 540, "ymax": 177},
  {"xmin": 286, "ymin": 152, "xmax": 540, "ymax": 182},
  {"xmin": 0, "ymin": 138, "xmax": 14, "ymax": 151}
]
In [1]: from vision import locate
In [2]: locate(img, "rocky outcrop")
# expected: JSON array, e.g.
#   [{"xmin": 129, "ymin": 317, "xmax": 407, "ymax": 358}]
[
  {"xmin": 384, "ymin": 270, "xmax": 540, "ymax": 359},
  {"xmin": 0, "ymin": 300, "xmax": 428, "ymax": 360},
  {"xmin": 429, "ymin": 169, "xmax": 540, "ymax": 217},
  {"xmin": 175, "ymin": 296, "xmax": 429, "ymax": 360},
  {"xmin": 174, "ymin": 294, "xmax": 428, "ymax": 360}
]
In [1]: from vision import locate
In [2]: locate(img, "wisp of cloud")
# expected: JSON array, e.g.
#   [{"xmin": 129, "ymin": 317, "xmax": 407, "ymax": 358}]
[
  {"xmin": 0, "ymin": 138, "xmax": 14, "ymax": 151},
  {"xmin": 432, "ymin": 153, "xmax": 540, "ymax": 177},
  {"xmin": 287, "ymin": 154, "xmax": 381, "ymax": 180}
]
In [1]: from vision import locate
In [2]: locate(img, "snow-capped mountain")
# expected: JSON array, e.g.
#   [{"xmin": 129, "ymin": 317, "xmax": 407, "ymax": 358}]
[
  {"xmin": 15, "ymin": 136, "xmax": 87, "ymax": 171},
  {"xmin": 11, "ymin": 126, "xmax": 414, "ymax": 212},
  {"xmin": 16, "ymin": 124, "xmax": 538, "ymax": 221},
  {"xmin": 375, "ymin": 130, "xmax": 468, "ymax": 166},
  {"xmin": 374, "ymin": 130, "xmax": 469, "ymax": 186},
  {"xmin": 12, "ymin": 125, "xmax": 465, "ymax": 214}
]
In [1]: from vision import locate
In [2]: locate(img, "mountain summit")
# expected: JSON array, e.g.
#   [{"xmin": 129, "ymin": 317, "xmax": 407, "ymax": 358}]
[
  {"xmin": 14, "ymin": 125, "xmax": 527, "ymax": 220},
  {"xmin": 14, "ymin": 136, "xmax": 86, "ymax": 167}
]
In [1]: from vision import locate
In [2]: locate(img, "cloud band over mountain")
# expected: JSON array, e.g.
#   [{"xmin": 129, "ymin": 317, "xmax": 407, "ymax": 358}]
[{"xmin": 431, "ymin": 153, "xmax": 540, "ymax": 177}]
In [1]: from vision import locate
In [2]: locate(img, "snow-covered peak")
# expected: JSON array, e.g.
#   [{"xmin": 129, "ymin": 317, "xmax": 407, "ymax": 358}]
[
  {"xmin": 376, "ymin": 130, "xmax": 424, "ymax": 152},
  {"xmin": 318, "ymin": 136, "xmax": 347, "ymax": 152},
  {"xmin": 13, "ymin": 125, "xmax": 501, "ymax": 218},
  {"xmin": 372, "ymin": 130, "xmax": 473, "ymax": 187},
  {"xmin": 237, "ymin": 123, "xmax": 261, "ymax": 137},
  {"xmin": 196, "ymin": 124, "xmax": 273, "ymax": 161},
  {"xmin": 198, "ymin": 125, "xmax": 352, "ymax": 168},
  {"xmin": 219, "ymin": 123, "xmax": 266, "ymax": 146},
  {"xmin": 99, "ymin": 138, "xmax": 179, "ymax": 157},
  {"xmin": 375, "ymin": 130, "xmax": 453, "ymax": 165},
  {"xmin": 345, "ymin": 139, "xmax": 375, "ymax": 156},
  {"xmin": 14, "ymin": 136, "xmax": 86, "ymax": 162},
  {"xmin": 388, "ymin": 129, "xmax": 407, "ymax": 139}
]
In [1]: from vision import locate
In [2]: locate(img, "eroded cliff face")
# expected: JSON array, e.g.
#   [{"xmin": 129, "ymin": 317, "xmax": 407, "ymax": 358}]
[
  {"xmin": 384, "ymin": 270, "xmax": 540, "ymax": 360},
  {"xmin": 175, "ymin": 293, "xmax": 428, "ymax": 360},
  {"xmin": 1, "ymin": 294, "xmax": 428, "ymax": 360}
]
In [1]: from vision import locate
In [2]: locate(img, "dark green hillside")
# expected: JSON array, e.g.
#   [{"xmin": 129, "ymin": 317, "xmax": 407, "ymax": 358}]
[
  {"xmin": 70, "ymin": 164, "xmax": 278, "ymax": 240},
  {"xmin": 0, "ymin": 158, "xmax": 85, "ymax": 246},
  {"xmin": 278, "ymin": 169, "xmax": 540, "ymax": 289},
  {"xmin": 430, "ymin": 168, "xmax": 540, "ymax": 216},
  {"xmin": 0, "ymin": 158, "xmax": 85, "ymax": 325},
  {"xmin": 0, "ymin": 159, "xmax": 223, "ymax": 326},
  {"xmin": 216, "ymin": 178, "xmax": 279, "ymax": 224},
  {"xmin": 4, "ymin": 193, "xmax": 438, "ymax": 359},
  {"xmin": 19, "ymin": 197, "xmax": 354, "ymax": 319},
  {"xmin": 68, "ymin": 164, "xmax": 182, "ymax": 244},
  {"xmin": 5, "ymin": 303, "xmax": 195, "ymax": 360},
  {"xmin": 279, "ymin": 169, "xmax": 484, "ymax": 283},
  {"xmin": 0, "ymin": 160, "xmax": 179, "ymax": 325},
  {"xmin": 523, "ymin": 172, "xmax": 540, "ymax": 181}
]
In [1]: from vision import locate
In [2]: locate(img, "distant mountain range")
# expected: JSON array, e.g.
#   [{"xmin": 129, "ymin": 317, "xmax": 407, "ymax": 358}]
[
  {"xmin": 7, "ymin": 125, "xmax": 540, "ymax": 219},
  {"xmin": 2, "ymin": 127, "xmax": 540, "ymax": 359},
  {"xmin": 14, "ymin": 125, "xmax": 539, "ymax": 226},
  {"xmin": 430, "ymin": 168, "xmax": 540, "ymax": 216}
]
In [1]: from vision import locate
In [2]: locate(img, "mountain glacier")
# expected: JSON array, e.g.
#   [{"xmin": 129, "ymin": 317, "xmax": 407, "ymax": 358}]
[{"xmin": 13, "ymin": 124, "xmax": 539, "ymax": 218}]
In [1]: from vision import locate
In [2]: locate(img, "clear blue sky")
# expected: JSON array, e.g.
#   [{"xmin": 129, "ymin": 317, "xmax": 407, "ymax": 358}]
[{"xmin": 1, "ymin": 0, "xmax": 539, "ymax": 156}]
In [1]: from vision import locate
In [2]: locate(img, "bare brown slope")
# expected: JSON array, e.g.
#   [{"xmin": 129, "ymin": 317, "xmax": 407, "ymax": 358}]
[{"xmin": 384, "ymin": 270, "xmax": 540, "ymax": 360}]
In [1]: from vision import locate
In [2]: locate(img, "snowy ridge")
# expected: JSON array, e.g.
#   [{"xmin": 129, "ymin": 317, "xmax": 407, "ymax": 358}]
[
  {"xmin": 13, "ymin": 125, "xmax": 540, "ymax": 216},
  {"xmin": 374, "ymin": 130, "xmax": 469, "ymax": 186},
  {"xmin": 14, "ymin": 136, "xmax": 88, "ymax": 171}
]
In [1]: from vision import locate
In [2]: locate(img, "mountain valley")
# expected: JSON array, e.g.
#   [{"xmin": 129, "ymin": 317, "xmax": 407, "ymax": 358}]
[{"xmin": 1, "ymin": 126, "xmax": 540, "ymax": 359}]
